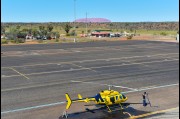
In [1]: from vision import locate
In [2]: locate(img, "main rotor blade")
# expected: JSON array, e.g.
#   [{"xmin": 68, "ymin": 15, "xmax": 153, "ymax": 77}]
[{"xmin": 71, "ymin": 80, "xmax": 137, "ymax": 91}]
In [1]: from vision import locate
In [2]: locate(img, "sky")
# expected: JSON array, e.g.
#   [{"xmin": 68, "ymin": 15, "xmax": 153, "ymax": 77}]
[{"xmin": 1, "ymin": 0, "xmax": 179, "ymax": 22}]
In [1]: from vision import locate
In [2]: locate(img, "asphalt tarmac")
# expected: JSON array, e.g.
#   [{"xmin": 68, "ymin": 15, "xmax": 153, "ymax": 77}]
[{"xmin": 1, "ymin": 40, "xmax": 179, "ymax": 119}]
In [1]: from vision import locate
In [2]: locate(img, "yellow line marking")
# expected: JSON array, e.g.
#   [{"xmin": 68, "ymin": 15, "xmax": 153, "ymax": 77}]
[
  {"xmin": 9, "ymin": 68, "xmax": 30, "ymax": 80},
  {"xmin": 130, "ymin": 107, "xmax": 178, "ymax": 119}
]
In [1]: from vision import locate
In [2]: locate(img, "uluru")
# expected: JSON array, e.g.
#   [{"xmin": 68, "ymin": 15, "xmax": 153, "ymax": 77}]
[{"xmin": 74, "ymin": 18, "xmax": 111, "ymax": 23}]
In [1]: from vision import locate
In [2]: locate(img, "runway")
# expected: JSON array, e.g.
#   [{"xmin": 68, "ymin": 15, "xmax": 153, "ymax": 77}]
[{"xmin": 1, "ymin": 40, "xmax": 179, "ymax": 119}]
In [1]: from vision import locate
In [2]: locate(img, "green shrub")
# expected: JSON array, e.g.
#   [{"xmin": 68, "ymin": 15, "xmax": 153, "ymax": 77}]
[
  {"xmin": 160, "ymin": 32, "xmax": 167, "ymax": 36},
  {"xmin": 16, "ymin": 38, "xmax": 25, "ymax": 43},
  {"xmin": 10, "ymin": 40, "xmax": 16, "ymax": 43},
  {"xmin": 38, "ymin": 39, "xmax": 43, "ymax": 43},
  {"xmin": 55, "ymin": 39, "xmax": 59, "ymax": 42},
  {"xmin": 127, "ymin": 35, "xmax": 133, "ymax": 40},
  {"xmin": 1, "ymin": 39, "xmax": 8, "ymax": 44},
  {"xmin": 70, "ymin": 30, "xmax": 76, "ymax": 36},
  {"xmin": 66, "ymin": 33, "xmax": 70, "ymax": 36}
]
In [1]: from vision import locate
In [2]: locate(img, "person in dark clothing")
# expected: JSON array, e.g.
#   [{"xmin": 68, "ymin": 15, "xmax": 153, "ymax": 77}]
[{"xmin": 142, "ymin": 92, "xmax": 147, "ymax": 106}]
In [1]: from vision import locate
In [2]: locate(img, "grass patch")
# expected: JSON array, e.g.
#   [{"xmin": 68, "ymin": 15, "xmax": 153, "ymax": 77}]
[{"xmin": 135, "ymin": 30, "xmax": 177, "ymax": 35}]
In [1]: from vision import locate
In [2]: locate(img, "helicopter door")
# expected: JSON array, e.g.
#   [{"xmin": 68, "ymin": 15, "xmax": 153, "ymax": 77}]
[{"xmin": 110, "ymin": 97, "xmax": 115, "ymax": 104}]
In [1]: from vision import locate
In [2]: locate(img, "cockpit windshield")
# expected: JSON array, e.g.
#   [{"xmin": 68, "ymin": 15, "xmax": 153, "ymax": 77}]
[{"xmin": 122, "ymin": 94, "xmax": 126, "ymax": 99}]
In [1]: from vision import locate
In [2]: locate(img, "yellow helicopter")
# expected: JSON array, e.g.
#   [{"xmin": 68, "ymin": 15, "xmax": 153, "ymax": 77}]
[{"xmin": 64, "ymin": 85, "xmax": 151, "ymax": 113}]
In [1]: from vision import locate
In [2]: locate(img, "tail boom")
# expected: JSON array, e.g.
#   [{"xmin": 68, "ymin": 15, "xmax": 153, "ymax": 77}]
[{"xmin": 65, "ymin": 93, "xmax": 96, "ymax": 110}]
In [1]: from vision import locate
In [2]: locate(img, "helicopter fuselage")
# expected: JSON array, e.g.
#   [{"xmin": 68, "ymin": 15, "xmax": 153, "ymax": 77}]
[{"xmin": 94, "ymin": 90, "xmax": 128, "ymax": 105}]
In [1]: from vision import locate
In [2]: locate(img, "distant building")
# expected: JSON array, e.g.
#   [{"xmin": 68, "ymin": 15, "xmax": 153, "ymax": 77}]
[
  {"xmin": 91, "ymin": 32, "xmax": 110, "ymax": 37},
  {"xmin": 91, "ymin": 30, "xmax": 111, "ymax": 37}
]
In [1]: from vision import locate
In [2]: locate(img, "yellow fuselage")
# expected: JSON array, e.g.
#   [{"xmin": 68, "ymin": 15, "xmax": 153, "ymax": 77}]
[{"xmin": 95, "ymin": 90, "xmax": 128, "ymax": 105}]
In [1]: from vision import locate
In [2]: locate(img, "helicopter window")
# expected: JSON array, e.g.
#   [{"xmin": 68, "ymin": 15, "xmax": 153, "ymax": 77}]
[
  {"xmin": 122, "ymin": 94, "xmax": 126, "ymax": 99},
  {"xmin": 120, "ymin": 95, "xmax": 123, "ymax": 99},
  {"xmin": 110, "ymin": 97, "xmax": 115, "ymax": 103},
  {"xmin": 116, "ymin": 96, "xmax": 118, "ymax": 100}
]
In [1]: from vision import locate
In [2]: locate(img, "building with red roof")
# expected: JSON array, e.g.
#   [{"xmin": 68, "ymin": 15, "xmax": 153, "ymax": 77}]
[{"xmin": 91, "ymin": 30, "xmax": 111, "ymax": 37}]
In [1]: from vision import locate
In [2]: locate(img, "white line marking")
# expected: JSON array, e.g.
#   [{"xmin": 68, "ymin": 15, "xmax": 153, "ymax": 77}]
[
  {"xmin": 1, "ymin": 69, "xmax": 178, "ymax": 92},
  {"xmin": 2, "ymin": 44, "xmax": 162, "ymax": 57},
  {"xmin": 1, "ymin": 101, "xmax": 66, "ymax": 114},
  {"xmin": 1, "ymin": 53, "xmax": 178, "ymax": 68},
  {"xmin": 1, "ymin": 59, "xmax": 178, "ymax": 78},
  {"xmin": 1, "ymin": 75, "xmax": 6, "ymax": 77},
  {"xmin": 71, "ymin": 63, "xmax": 97, "ymax": 72},
  {"xmin": 1, "ymin": 81, "xmax": 70, "ymax": 92},
  {"xmin": 122, "ymin": 83, "xmax": 179, "ymax": 94},
  {"xmin": 1, "ymin": 43, "xmax": 178, "ymax": 58},
  {"xmin": 89, "ymin": 59, "xmax": 179, "ymax": 69},
  {"xmin": 1, "ymin": 83, "xmax": 178, "ymax": 114},
  {"xmin": 1, "ymin": 68, "xmax": 178, "ymax": 92},
  {"xmin": 1, "ymin": 68, "xmax": 89, "ymax": 78}
]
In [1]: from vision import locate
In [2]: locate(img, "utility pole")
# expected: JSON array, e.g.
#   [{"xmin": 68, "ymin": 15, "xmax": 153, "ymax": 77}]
[
  {"xmin": 86, "ymin": 12, "xmax": 88, "ymax": 36},
  {"xmin": 74, "ymin": 0, "xmax": 76, "ymax": 23},
  {"xmin": 74, "ymin": 0, "xmax": 76, "ymax": 42}
]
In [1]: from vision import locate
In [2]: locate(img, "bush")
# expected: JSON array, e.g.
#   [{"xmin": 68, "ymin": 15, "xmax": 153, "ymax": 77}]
[
  {"xmin": 56, "ymin": 33, "xmax": 60, "ymax": 39},
  {"xmin": 1, "ymin": 39, "xmax": 8, "ymax": 44},
  {"xmin": 127, "ymin": 35, "xmax": 133, "ymax": 40},
  {"xmin": 16, "ymin": 38, "xmax": 25, "ymax": 43},
  {"xmin": 38, "ymin": 39, "xmax": 43, "ymax": 43},
  {"xmin": 160, "ymin": 32, "xmax": 167, "ymax": 36},
  {"xmin": 55, "ymin": 39, "xmax": 59, "ymax": 42},
  {"xmin": 66, "ymin": 33, "xmax": 70, "ymax": 36},
  {"xmin": 70, "ymin": 30, "xmax": 76, "ymax": 36},
  {"xmin": 10, "ymin": 40, "xmax": 16, "ymax": 43}
]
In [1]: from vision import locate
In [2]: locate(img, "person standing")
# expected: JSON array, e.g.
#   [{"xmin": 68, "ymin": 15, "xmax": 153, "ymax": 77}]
[{"xmin": 142, "ymin": 92, "xmax": 147, "ymax": 106}]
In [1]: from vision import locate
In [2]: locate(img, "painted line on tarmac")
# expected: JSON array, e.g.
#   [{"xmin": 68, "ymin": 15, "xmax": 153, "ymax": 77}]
[
  {"xmin": 1, "ymin": 50, "xmax": 72, "ymax": 58},
  {"xmin": 9, "ymin": 67, "xmax": 30, "ymax": 80},
  {"xmin": 1, "ymin": 44, "xmax": 159, "ymax": 58},
  {"xmin": 130, "ymin": 107, "xmax": 179, "ymax": 119},
  {"xmin": 89, "ymin": 59, "xmax": 179, "ymax": 69},
  {"xmin": 1, "ymin": 101, "xmax": 66, "ymax": 114},
  {"xmin": 1, "ymin": 83, "xmax": 178, "ymax": 114},
  {"xmin": 1, "ymin": 68, "xmax": 178, "ymax": 92},
  {"xmin": 123, "ymin": 83, "xmax": 179, "ymax": 94},
  {"xmin": 71, "ymin": 63, "xmax": 97, "ymax": 72},
  {"xmin": 1, "ymin": 68, "xmax": 90, "ymax": 79},
  {"xmin": 1, "ymin": 59, "xmax": 179, "ymax": 78},
  {"xmin": 1, "ymin": 53, "xmax": 178, "ymax": 68}
]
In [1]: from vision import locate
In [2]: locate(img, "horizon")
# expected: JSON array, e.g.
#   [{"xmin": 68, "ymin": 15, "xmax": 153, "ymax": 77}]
[
  {"xmin": 1, "ymin": 21, "xmax": 179, "ymax": 23},
  {"xmin": 2, "ymin": 0, "xmax": 179, "ymax": 22}
]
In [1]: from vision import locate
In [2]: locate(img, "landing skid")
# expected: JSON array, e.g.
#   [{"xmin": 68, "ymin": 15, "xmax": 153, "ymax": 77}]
[{"xmin": 95, "ymin": 104, "xmax": 129, "ymax": 112}]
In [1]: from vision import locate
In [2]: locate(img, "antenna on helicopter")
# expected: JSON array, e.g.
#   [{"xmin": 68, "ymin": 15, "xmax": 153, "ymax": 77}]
[{"xmin": 108, "ymin": 85, "xmax": 113, "ymax": 90}]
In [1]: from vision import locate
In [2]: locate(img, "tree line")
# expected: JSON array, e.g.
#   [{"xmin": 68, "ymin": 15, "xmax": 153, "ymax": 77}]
[
  {"xmin": 1, "ymin": 23, "xmax": 75, "ymax": 41},
  {"xmin": 1, "ymin": 22, "xmax": 179, "ymax": 41}
]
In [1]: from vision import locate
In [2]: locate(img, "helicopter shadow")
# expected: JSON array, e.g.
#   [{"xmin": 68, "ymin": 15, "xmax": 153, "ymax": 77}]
[{"xmin": 59, "ymin": 106, "xmax": 153, "ymax": 119}]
